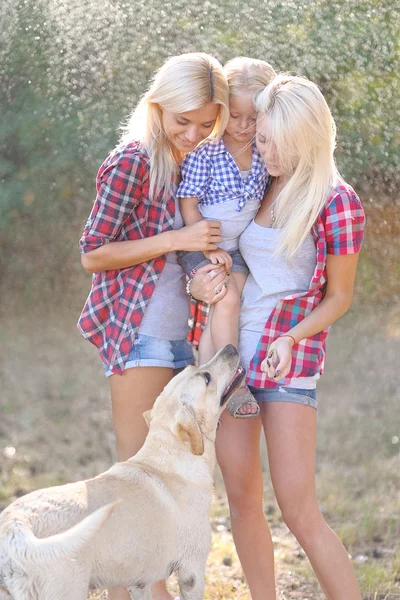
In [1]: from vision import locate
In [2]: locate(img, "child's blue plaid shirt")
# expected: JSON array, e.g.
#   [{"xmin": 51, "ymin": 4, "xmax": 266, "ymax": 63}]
[{"xmin": 176, "ymin": 138, "xmax": 269, "ymax": 211}]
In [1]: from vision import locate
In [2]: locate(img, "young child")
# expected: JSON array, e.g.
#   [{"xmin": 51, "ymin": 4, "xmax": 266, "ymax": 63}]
[{"xmin": 177, "ymin": 57, "xmax": 276, "ymax": 417}]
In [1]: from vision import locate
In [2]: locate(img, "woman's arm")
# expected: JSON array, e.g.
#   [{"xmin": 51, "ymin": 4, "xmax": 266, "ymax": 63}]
[
  {"xmin": 80, "ymin": 147, "xmax": 222, "ymax": 273},
  {"xmin": 81, "ymin": 220, "xmax": 222, "ymax": 273},
  {"xmin": 288, "ymin": 252, "xmax": 359, "ymax": 341},
  {"xmin": 262, "ymin": 252, "xmax": 360, "ymax": 380}
]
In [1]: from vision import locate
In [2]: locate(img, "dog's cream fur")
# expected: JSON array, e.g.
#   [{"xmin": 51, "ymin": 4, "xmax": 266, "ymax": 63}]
[{"xmin": 0, "ymin": 346, "xmax": 244, "ymax": 600}]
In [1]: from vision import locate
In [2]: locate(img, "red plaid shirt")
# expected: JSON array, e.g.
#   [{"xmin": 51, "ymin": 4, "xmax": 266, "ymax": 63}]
[
  {"xmin": 78, "ymin": 142, "xmax": 175, "ymax": 375},
  {"xmin": 190, "ymin": 180, "xmax": 365, "ymax": 388}
]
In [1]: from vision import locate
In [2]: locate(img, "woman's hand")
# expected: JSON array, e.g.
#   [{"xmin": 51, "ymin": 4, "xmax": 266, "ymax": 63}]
[
  {"xmin": 173, "ymin": 220, "xmax": 222, "ymax": 252},
  {"xmin": 204, "ymin": 248, "xmax": 233, "ymax": 270},
  {"xmin": 260, "ymin": 336, "xmax": 295, "ymax": 381},
  {"xmin": 189, "ymin": 263, "xmax": 230, "ymax": 304}
]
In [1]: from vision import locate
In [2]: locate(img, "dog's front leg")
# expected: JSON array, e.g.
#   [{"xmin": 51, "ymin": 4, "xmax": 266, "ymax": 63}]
[
  {"xmin": 128, "ymin": 584, "xmax": 151, "ymax": 600},
  {"xmin": 178, "ymin": 563, "xmax": 206, "ymax": 600}
]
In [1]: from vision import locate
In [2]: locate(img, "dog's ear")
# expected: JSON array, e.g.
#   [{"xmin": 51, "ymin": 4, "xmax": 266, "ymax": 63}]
[
  {"xmin": 171, "ymin": 408, "xmax": 204, "ymax": 456},
  {"xmin": 143, "ymin": 409, "xmax": 152, "ymax": 428}
]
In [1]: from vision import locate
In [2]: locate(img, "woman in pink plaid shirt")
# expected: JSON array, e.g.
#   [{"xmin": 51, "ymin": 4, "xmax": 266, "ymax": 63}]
[
  {"xmin": 78, "ymin": 53, "xmax": 231, "ymax": 600},
  {"xmin": 191, "ymin": 75, "xmax": 365, "ymax": 599}
]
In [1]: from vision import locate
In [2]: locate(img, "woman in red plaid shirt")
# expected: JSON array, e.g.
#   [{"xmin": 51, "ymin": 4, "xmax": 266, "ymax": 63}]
[
  {"xmin": 78, "ymin": 53, "xmax": 230, "ymax": 600},
  {"xmin": 191, "ymin": 75, "xmax": 365, "ymax": 599}
]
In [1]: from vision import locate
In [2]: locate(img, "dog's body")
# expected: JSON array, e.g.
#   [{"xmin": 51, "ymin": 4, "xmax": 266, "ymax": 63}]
[{"xmin": 0, "ymin": 346, "xmax": 244, "ymax": 600}]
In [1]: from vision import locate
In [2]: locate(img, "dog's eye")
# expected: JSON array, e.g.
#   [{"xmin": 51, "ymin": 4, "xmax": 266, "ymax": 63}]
[{"xmin": 203, "ymin": 372, "xmax": 211, "ymax": 386}]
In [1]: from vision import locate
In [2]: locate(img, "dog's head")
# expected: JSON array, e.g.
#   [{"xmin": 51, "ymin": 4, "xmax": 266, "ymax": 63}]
[{"xmin": 144, "ymin": 345, "xmax": 245, "ymax": 456}]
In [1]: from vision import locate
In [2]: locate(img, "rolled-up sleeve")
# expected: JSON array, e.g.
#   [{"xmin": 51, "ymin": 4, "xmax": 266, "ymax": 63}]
[
  {"xmin": 176, "ymin": 151, "xmax": 210, "ymax": 201},
  {"xmin": 324, "ymin": 188, "xmax": 366, "ymax": 255},
  {"xmin": 79, "ymin": 148, "xmax": 145, "ymax": 254}
]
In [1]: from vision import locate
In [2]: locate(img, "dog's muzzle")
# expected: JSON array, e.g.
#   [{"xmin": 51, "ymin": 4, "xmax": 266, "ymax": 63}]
[{"xmin": 221, "ymin": 365, "xmax": 246, "ymax": 406}]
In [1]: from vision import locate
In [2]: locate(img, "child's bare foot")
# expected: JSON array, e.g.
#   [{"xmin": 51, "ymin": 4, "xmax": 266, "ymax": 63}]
[
  {"xmin": 227, "ymin": 387, "xmax": 260, "ymax": 418},
  {"xmin": 236, "ymin": 400, "xmax": 259, "ymax": 416}
]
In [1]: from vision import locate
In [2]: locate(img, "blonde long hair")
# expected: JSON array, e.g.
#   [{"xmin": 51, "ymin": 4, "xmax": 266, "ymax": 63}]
[
  {"xmin": 255, "ymin": 74, "xmax": 339, "ymax": 258},
  {"xmin": 120, "ymin": 53, "xmax": 229, "ymax": 199},
  {"xmin": 224, "ymin": 56, "xmax": 276, "ymax": 97}
]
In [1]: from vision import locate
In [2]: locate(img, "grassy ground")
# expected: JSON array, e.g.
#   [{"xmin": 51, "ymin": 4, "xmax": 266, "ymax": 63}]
[
  {"xmin": 0, "ymin": 202, "xmax": 399, "ymax": 598},
  {"xmin": 1, "ymin": 306, "xmax": 399, "ymax": 599}
]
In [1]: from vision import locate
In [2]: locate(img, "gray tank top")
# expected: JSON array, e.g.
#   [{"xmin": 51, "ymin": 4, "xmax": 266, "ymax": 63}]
[
  {"xmin": 199, "ymin": 196, "xmax": 260, "ymax": 253},
  {"xmin": 138, "ymin": 197, "xmax": 190, "ymax": 340},
  {"xmin": 239, "ymin": 220, "xmax": 319, "ymax": 389}
]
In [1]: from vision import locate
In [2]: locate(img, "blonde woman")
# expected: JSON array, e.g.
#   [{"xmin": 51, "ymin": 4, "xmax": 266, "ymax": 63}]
[
  {"xmin": 78, "ymin": 53, "xmax": 229, "ymax": 600},
  {"xmin": 191, "ymin": 74, "xmax": 365, "ymax": 599},
  {"xmin": 178, "ymin": 57, "xmax": 276, "ymax": 418}
]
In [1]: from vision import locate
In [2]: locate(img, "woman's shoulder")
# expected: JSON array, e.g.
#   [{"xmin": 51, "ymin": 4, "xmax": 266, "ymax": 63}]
[
  {"xmin": 98, "ymin": 141, "xmax": 150, "ymax": 180},
  {"xmin": 314, "ymin": 177, "xmax": 366, "ymax": 249},
  {"xmin": 324, "ymin": 178, "xmax": 363, "ymax": 213}
]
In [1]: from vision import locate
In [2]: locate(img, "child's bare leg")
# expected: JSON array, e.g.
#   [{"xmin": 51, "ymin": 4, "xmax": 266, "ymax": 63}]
[
  {"xmin": 210, "ymin": 272, "xmax": 246, "ymax": 350},
  {"xmin": 198, "ymin": 306, "xmax": 216, "ymax": 365},
  {"xmin": 211, "ymin": 272, "xmax": 258, "ymax": 416}
]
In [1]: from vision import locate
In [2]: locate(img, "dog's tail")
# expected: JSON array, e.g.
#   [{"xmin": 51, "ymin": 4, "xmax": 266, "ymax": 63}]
[{"xmin": 5, "ymin": 502, "xmax": 118, "ymax": 566}]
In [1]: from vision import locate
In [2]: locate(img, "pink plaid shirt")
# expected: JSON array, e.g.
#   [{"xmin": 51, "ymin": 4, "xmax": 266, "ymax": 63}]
[
  {"xmin": 189, "ymin": 180, "xmax": 365, "ymax": 385},
  {"xmin": 78, "ymin": 142, "xmax": 175, "ymax": 375},
  {"xmin": 246, "ymin": 180, "xmax": 366, "ymax": 388}
]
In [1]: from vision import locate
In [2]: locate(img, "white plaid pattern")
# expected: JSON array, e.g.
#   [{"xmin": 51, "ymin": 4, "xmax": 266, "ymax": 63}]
[{"xmin": 177, "ymin": 139, "xmax": 269, "ymax": 212}]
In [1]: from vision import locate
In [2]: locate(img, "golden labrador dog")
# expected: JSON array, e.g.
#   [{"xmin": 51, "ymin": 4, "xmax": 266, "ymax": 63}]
[{"xmin": 0, "ymin": 345, "xmax": 245, "ymax": 600}]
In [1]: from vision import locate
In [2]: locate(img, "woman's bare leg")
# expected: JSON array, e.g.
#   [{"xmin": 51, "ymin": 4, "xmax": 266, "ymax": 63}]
[
  {"xmin": 262, "ymin": 401, "xmax": 361, "ymax": 599},
  {"xmin": 216, "ymin": 411, "xmax": 276, "ymax": 600},
  {"xmin": 108, "ymin": 366, "xmax": 175, "ymax": 600}
]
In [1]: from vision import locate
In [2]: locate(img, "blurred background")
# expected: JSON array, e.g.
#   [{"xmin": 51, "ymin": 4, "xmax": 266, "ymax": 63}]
[{"xmin": 0, "ymin": 0, "xmax": 399, "ymax": 598}]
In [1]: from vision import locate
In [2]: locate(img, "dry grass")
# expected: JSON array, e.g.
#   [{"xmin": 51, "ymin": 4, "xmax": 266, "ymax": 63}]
[
  {"xmin": 1, "ymin": 305, "xmax": 399, "ymax": 599},
  {"xmin": 1, "ymin": 203, "xmax": 399, "ymax": 599}
]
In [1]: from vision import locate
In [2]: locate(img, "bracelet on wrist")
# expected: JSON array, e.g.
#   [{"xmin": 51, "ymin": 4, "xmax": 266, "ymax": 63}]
[
  {"xmin": 185, "ymin": 268, "xmax": 198, "ymax": 301},
  {"xmin": 186, "ymin": 277, "xmax": 196, "ymax": 300},
  {"xmin": 279, "ymin": 334, "xmax": 296, "ymax": 346}
]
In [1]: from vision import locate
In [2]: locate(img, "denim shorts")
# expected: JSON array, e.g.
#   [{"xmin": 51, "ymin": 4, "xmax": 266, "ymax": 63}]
[
  {"xmin": 177, "ymin": 249, "xmax": 249, "ymax": 275},
  {"xmin": 249, "ymin": 385, "xmax": 318, "ymax": 409},
  {"xmin": 103, "ymin": 334, "xmax": 195, "ymax": 377}
]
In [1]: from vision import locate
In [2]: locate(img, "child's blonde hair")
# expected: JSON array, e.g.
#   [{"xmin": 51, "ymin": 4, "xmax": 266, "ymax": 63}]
[
  {"xmin": 120, "ymin": 53, "xmax": 229, "ymax": 199},
  {"xmin": 224, "ymin": 57, "xmax": 276, "ymax": 97},
  {"xmin": 255, "ymin": 74, "xmax": 339, "ymax": 258}
]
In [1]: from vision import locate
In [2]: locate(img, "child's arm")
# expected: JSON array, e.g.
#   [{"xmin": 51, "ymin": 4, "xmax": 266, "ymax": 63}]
[
  {"xmin": 178, "ymin": 150, "xmax": 232, "ymax": 267},
  {"xmin": 178, "ymin": 150, "xmax": 209, "ymax": 226},
  {"xmin": 204, "ymin": 248, "xmax": 233, "ymax": 269},
  {"xmin": 180, "ymin": 196, "xmax": 232, "ymax": 269},
  {"xmin": 180, "ymin": 196, "xmax": 203, "ymax": 225}
]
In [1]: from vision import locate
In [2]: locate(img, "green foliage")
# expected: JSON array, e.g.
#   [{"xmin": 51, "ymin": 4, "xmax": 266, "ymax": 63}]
[{"xmin": 0, "ymin": 0, "xmax": 399, "ymax": 226}]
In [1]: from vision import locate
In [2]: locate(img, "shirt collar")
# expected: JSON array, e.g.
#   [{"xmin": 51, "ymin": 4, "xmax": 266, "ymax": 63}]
[{"xmin": 202, "ymin": 137, "xmax": 227, "ymax": 156}]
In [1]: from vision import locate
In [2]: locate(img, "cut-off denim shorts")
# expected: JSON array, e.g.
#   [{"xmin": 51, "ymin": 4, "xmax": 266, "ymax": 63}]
[
  {"xmin": 177, "ymin": 249, "xmax": 249, "ymax": 276},
  {"xmin": 103, "ymin": 334, "xmax": 195, "ymax": 377},
  {"xmin": 249, "ymin": 385, "xmax": 318, "ymax": 410}
]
